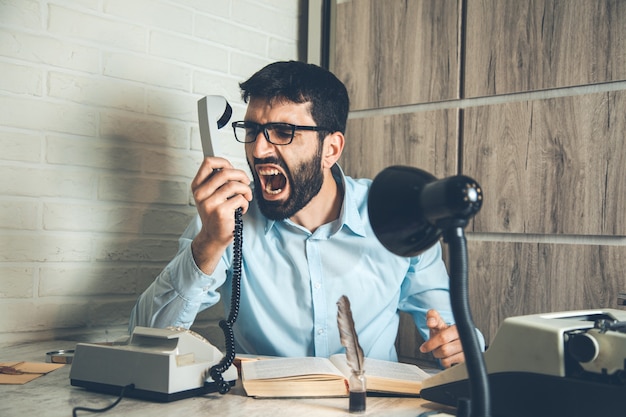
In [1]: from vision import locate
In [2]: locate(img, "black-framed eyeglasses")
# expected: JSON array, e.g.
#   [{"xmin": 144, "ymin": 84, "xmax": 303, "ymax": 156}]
[{"xmin": 231, "ymin": 121, "xmax": 332, "ymax": 146}]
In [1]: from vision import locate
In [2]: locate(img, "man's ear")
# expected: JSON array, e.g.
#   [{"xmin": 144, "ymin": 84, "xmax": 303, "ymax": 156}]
[{"xmin": 322, "ymin": 131, "xmax": 345, "ymax": 169}]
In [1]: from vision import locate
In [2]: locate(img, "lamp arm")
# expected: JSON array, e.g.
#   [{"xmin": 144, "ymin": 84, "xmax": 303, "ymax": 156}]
[{"xmin": 443, "ymin": 226, "xmax": 491, "ymax": 417}]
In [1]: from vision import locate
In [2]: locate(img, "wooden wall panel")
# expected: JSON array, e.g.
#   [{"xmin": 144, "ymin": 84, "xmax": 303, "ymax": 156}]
[
  {"xmin": 463, "ymin": 91, "xmax": 626, "ymax": 236},
  {"xmin": 334, "ymin": 0, "xmax": 460, "ymax": 110},
  {"xmin": 465, "ymin": 0, "xmax": 626, "ymax": 97},
  {"xmin": 332, "ymin": 0, "xmax": 626, "ymax": 365},
  {"xmin": 341, "ymin": 110, "xmax": 458, "ymax": 179},
  {"xmin": 467, "ymin": 240, "xmax": 626, "ymax": 343},
  {"xmin": 396, "ymin": 312, "xmax": 435, "ymax": 366},
  {"xmin": 398, "ymin": 239, "xmax": 626, "ymax": 356}
]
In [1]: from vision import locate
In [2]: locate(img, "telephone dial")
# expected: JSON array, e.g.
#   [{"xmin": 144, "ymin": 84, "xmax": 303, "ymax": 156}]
[{"xmin": 70, "ymin": 96, "xmax": 243, "ymax": 401}]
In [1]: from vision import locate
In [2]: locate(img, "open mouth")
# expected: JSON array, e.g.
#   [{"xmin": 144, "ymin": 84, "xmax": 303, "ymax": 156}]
[{"xmin": 257, "ymin": 166, "xmax": 288, "ymax": 197}]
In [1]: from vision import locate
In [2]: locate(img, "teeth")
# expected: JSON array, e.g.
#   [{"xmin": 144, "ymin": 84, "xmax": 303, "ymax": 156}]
[
  {"xmin": 258, "ymin": 167, "xmax": 284, "ymax": 195},
  {"xmin": 259, "ymin": 168, "xmax": 280, "ymax": 176},
  {"xmin": 265, "ymin": 183, "xmax": 282, "ymax": 195}
]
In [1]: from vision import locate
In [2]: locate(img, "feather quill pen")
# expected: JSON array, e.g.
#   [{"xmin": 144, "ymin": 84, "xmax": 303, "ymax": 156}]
[{"xmin": 336, "ymin": 295, "xmax": 365, "ymax": 376}]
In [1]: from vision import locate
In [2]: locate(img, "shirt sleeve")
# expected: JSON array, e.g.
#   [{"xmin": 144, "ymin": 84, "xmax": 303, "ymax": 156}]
[
  {"xmin": 397, "ymin": 242, "xmax": 485, "ymax": 350},
  {"xmin": 128, "ymin": 216, "xmax": 227, "ymax": 332}
]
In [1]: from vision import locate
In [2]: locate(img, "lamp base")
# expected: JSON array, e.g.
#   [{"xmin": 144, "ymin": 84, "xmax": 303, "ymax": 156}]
[{"xmin": 421, "ymin": 371, "xmax": 626, "ymax": 417}]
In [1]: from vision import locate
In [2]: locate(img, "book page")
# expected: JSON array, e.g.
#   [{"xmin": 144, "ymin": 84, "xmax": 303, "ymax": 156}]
[
  {"xmin": 242, "ymin": 356, "xmax": 344, "ymax": 381},
  {"xmin": 330, "ymin": 354, "xmax": 430, "ymax": 381}
]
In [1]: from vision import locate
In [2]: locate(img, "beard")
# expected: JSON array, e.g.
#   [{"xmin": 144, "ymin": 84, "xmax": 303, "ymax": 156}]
[{"xmin": 249, "ymin": 145, "xmax": 324, "ymax": 221}]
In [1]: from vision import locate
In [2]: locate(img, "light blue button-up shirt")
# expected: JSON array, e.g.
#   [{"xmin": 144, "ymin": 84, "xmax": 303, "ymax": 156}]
[{"xmin": 129, "ymin": 165, "xmax": 468, "ymax": 362}]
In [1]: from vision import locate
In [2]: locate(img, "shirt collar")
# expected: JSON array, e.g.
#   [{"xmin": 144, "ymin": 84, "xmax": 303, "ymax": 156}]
[
  {"xmin": 332, "ymin": 164, "xmax": 367, "ymax": 237},
  {"xmin": 263, "ymin": 164, "xmax": 367, "ymax": 237}
]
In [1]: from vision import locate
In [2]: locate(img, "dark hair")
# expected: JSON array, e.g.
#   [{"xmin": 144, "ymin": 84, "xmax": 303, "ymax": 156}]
[{"xmin": 239, "ymin": 61, "xmax": 350, "ymax": 136}]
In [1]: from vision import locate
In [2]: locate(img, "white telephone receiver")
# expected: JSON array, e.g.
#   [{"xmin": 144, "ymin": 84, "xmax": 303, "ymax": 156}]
[{"xmin": 198, "ymin": 95, "xmax": 232, "ymax": 158}]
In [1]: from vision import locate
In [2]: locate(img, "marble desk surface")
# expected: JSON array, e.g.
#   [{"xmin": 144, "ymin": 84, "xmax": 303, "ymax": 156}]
[{"xmin": 0, "ymin": 339, "xmax": 455, "ymax": 417}]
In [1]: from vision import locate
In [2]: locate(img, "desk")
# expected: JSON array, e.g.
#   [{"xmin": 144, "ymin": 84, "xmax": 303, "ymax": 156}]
[{"xmin": 1, "ymin": 340, "xmax": 454, "ymax": 417}]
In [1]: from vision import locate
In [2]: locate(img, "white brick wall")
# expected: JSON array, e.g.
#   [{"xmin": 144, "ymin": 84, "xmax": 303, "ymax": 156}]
[{"xmin": 0, "ymin": 0, "xmax": 304, "ymax": 346}]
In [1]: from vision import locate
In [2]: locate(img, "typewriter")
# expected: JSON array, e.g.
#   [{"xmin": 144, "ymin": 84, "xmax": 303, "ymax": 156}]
[{"xmin": 420, "ymin": 309, "xmax": 626, "ymax": 417}]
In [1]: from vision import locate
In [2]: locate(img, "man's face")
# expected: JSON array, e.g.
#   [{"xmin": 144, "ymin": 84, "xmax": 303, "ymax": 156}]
[{"xmin": 244, "ymin": 98, "xmax": 325, "ymax": 220}]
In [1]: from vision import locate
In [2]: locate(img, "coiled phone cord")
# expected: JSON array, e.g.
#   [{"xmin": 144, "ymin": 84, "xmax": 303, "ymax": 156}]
[{"xmin": 209, "ymin": 207, "xmax": 243, "ymax": 394}]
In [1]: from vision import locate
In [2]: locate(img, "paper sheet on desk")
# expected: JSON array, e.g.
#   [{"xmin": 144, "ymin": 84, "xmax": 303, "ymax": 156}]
[{"xmin": 0, "ymin": 361, "xmax": 65, "ymax": 384}]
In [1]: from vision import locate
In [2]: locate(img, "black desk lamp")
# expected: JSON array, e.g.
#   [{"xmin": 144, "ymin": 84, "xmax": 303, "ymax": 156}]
[{"xmin": 367, "ymin": 165, "xmax": 490, "ymax": 417}]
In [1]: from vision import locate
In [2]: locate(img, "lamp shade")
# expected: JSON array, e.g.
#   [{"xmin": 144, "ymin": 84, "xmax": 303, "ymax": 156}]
[{"xmin": 368, "ymin": 166, "xmax": 483, "ymax": 257}]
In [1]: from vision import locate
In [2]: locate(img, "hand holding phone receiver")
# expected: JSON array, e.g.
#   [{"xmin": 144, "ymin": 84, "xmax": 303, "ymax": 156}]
[{"xmin": 198, "ymin": 95, "xmax": 250, "ymax": 200}]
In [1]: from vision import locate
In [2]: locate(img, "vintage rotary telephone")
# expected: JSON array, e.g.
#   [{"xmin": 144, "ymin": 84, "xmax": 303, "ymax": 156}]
[{"xmin": 69, "ymin": 96, "xmax": 242, "ymax": 401}]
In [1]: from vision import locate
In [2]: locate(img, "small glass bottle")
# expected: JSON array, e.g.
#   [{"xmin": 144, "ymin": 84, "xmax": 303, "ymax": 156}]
[{"xmin": 348, "ymin": 370, "xmax": 366, "ymax": 413}]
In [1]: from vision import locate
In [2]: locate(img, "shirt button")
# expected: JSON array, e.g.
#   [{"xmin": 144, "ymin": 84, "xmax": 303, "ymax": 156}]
[
  {"xmin": 313, "ymin": 282, "xmax": 321, "ymax": 290},
  {"xmin": 317, "ymin": 328, "xmax": 325, "ymax": 335}
]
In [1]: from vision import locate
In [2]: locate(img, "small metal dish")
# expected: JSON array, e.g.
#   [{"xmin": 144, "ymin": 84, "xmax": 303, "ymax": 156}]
[{"xmin": 45, "ymin": 349, "xmax": 75, "ymax": 364}]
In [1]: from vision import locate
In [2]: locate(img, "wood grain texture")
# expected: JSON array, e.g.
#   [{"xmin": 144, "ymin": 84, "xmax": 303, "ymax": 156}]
[
  {"xmin": 333, "ymin": 0, "xmax": 460, "ymax": 110},
  {"xmin": 464, "ymin": 0, "xmax": 626, "ymax": 96},
  {"xmin": 397, "ymin": 239, "xmax": 626, "ymax": 355},
  {"xmin": 396, "ymin": 312, "xmax": 436, "ymax": 366},
  {"xmin": 463, "ymin": 91, "xmax": 626, "ymax": 235},
  {"xmin": 333, "ymin": 0, "xmax": 626, "ymax": 365},
  {"xmin": 340, "ymin": 109, "xmax": 458, "ymax": 180},
  {"xmin": 467, "ymin": 240, "xmax": 626, "ymax": 343}
]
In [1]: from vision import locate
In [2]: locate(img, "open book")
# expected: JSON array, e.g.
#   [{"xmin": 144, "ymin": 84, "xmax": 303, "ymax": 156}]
[{"xmin": 240, "ymin": 354, "xmax": 432, "ymax": 398}]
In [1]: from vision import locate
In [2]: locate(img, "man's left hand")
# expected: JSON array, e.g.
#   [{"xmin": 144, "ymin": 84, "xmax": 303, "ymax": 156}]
[{"xmin": 419, "ymin": 309, "xmax": 465, "ymax": 368}]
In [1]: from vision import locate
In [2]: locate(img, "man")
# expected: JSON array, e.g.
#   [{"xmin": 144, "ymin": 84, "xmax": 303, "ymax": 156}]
[{"xmin": 129, "ymin": 60, "xmax": 482, "ymax": 368}]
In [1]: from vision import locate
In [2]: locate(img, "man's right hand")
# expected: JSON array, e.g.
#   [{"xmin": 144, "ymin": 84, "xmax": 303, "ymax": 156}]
[{"xmin": 190, "ymin": 157, "xmax": 252, "ymax": 274}]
